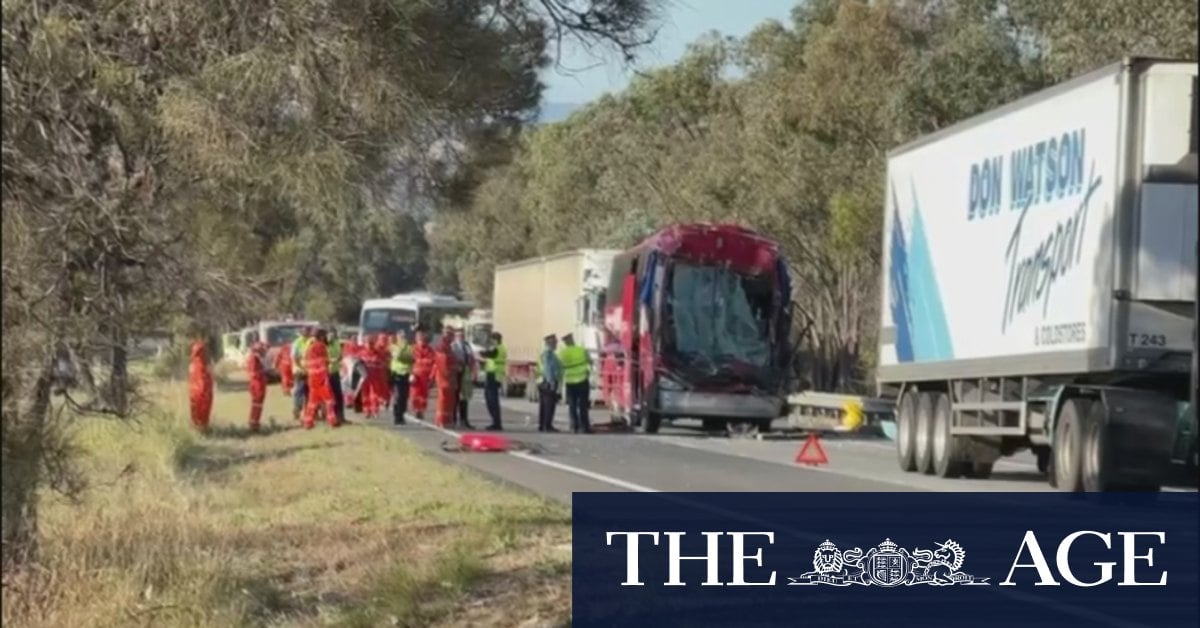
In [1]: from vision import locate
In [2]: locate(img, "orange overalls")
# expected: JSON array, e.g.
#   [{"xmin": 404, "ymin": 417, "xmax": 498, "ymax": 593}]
[
  {"xmin": 374, "ymin": 335, "xmax": 393, "ymax": 407},
  {"xmin": 363, "ymin": 334, "xmax": 389, "ymax": 418},
  {"xmin": 274, "ymin": 347, "xmax": 294, "ymax": 395},
  {"xmin": 433, "ymin": 337, "xmax": 459, "ymax": 429},
  {"xmin": 302, "ymin": 340, "xmax": 339, "ymax": 429},
  {"xmin": 188, "ymin": 340, "xmax": 213, "ymax": 433},
  {"xmin": 409, "ymin": 339, "xmax": 435, "ymax": 418},
  {"xmin": 246, "ymin": 345, "xmax": 267, "ymax": 432}
]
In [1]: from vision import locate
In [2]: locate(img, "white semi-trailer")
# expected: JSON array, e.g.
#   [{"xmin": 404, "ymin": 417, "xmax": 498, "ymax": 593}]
[
  {"xmin": 878, "ymin": 57, "xmax": 1197, "ymax": 491},
  {"xmin": 492, "ymin": 249, "xmax": 619, "ymax": 399}
]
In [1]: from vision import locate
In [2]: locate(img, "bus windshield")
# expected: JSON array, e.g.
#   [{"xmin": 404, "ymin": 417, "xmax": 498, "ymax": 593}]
[
  {"xmin": 665, "ymin": 262, "xmax": 774, "ymax": 370},
  {"xmin": 420, "ymin": 307, "xmax": 473, "ymax": 343},
  {"xmin": 361, "ymin": 306, "xmax": 473, "ymax": 343},
  {"xmin": 361, "ymin": 308, "xmax": 417, "ymax": 337}
]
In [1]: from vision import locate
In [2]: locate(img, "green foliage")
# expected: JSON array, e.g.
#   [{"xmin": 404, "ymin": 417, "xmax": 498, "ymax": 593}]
[
  {"xmin": 3, "ymin": 0, "xmax": 663, "ymax": 568},
  {"xmin": 429, "ymin": 0, "xmax": 1197, "ymax": 391}
]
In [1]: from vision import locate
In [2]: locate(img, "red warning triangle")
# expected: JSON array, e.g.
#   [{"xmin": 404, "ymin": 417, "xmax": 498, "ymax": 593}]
[{"xmin": 795, "ymin": 433, "xmax": 829, "ymax": 466}]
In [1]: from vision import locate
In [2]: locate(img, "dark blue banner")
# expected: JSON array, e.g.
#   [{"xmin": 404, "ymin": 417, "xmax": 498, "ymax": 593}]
[{"xmin": 572, "ymin": 492, "xmax": 1199, "ymax": 628}]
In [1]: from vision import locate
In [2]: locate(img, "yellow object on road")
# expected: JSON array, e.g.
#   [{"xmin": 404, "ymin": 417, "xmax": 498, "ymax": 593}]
[{"xmin": 842, "ymin": 400, "xmax": 865, "ymax": 431}]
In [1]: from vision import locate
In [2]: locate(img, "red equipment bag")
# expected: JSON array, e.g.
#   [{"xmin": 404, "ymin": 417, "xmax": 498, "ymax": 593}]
[{"xmin": 454, "ymin": 432, "xmax": 511, "ymax": 453}]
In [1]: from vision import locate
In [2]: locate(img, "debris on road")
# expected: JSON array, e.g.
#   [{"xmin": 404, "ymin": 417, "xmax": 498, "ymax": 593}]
[{"xmin": 441, "ymin": 432, "xmax": 544, "ymax": 454}]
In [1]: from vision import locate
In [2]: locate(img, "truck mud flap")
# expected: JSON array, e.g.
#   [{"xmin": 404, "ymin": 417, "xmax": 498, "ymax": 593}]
[{"xmin": 1100, "ymin": 388, "xmax": 1179, "ymax": 482}]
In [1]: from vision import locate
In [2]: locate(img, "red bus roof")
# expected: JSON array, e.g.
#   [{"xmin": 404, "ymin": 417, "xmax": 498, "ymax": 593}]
[{"xmin": 632, "ymin": 223, "xmax": 781, "ymax": 274}]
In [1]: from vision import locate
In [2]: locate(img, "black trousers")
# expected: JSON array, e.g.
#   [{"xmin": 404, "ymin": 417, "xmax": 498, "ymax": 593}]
[
  {"xmin": 484, "ymin": 373, "xmax": 502, "ymax": 428},
  {"xmin": 450, "ymin": 380, "xmax": 469, "ymax": 427},
  {"xmin": 565, "ymin": 381, "xmax": 591, "ymax": 432},
  {"xmin": 392, "ymin": 373, "xmax": 410, "ymax": 424},
  {"xmin": 538, "ymin": 385, "xmax": 559, "ymax": 431},
  {"xmin": 329, "ymin": 373, "xmax": 345, "ymax": 422}
]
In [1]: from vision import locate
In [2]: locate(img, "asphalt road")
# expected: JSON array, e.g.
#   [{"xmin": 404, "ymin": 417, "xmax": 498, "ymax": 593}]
[{"xmin": 363, "ymin": 394, "xmax": 1196, "ymax": 505}]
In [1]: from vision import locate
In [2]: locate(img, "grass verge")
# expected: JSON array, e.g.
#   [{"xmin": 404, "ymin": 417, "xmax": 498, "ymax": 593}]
[{"xmin": 4, "ymin": 373, "xmax": 572, "ymax": 627}]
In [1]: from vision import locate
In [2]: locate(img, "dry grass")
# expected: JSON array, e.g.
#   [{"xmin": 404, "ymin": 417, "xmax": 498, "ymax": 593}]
[{"xmin": 3, "ymin": 372, "xmax": 572, "ymax": 628}]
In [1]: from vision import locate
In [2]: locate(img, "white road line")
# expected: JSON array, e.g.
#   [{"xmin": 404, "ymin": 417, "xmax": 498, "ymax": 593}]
[
  {"xmin": 406, "ymin": 415, "xmax": 659, "ymax": 493},
  {"xmin": 401, "ymin": 415, "xmax": 1156, "ymax": 628},
  {"xmin": 655, "ymin": 436, "xmax": 944, "ymax": 492}
]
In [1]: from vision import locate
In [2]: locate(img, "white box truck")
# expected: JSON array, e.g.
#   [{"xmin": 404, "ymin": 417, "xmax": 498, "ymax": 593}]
[
  {"xmin": 492, "ymin": 249, "xmax": 620, "ymax": 399},
  {"xmin": 878, "ymin": 57, "xmax": 1198, "ymax": 491}
]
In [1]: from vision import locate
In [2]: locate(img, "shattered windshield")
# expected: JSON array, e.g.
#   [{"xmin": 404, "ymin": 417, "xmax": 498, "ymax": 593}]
[{"xmin": 666, "ymin": 262, "xmax": 773, "ymax": 371}]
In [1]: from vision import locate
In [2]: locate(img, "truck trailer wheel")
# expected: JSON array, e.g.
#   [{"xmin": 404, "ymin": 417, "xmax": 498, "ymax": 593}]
[
  {"xmin": 1053, "ymin": 398, "xmax": 1091, "ymax": 492},
  {"xmin": 896, "ymin": 390, "xmax": 919, "ymax": 472},
  {"xmin": 931, "ymin": 392, "xmax": 963, "ymax": 478},
  {"xmin": 1081, "ymin": 401, "xmax": 1115, "ymax": 492},
  {"xmin": 914, "ymin": 392, "xmax": 936, "ymax": 474}
]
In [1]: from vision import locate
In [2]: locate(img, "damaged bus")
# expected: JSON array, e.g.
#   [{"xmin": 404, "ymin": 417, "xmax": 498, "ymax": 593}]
[{"xmin": 600, "ymin": 224, "xmax": 794, "ymax": 434}]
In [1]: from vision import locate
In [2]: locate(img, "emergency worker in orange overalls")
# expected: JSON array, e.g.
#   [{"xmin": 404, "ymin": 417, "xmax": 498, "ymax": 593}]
[
  {"xmin": 188, "ymin": 339, "xmax": 214, "ymax": 433},
  {"xmin": 245, "ymin": 341, "xmax": 268, "ymax": 432},
  {"xmin": 374, "ymin": 334, "xmax": 394, "ymax": 409},
  {"xmin": 274, "ymin": 344, "xmax": 294, "ymax": 395},
  {"xmin": 433, "ymin": 330, "xmax": 460, "ymax": 429},
  {"xmin": 302, "ymin": 329, "xmax": 339, "ymax": 429},
  {"xmin": 362, "ymin": 333, "xmax": 387, "ymax": 419},
  {"xmin": 409, "ymin": 330, "xmax": 435, "ymax": 420}
]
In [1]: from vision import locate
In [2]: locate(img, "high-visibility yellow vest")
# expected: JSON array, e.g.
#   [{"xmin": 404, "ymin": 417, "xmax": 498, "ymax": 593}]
[
  {"xmin": 559, "ymin": 345, "xmax": 589, "ymax": 385},
  {"xmin": 390, "ymin": 341, "xmax": 413, "ymax": 375},
  {"xmin": 292, "ymin": 337, "xmax": 312, "ymax": 375},
  {"xmin": 484, "ymin": 344, "xmax": 507, "ymax": 375},
  {"xmin": 327, "ymin": 337, "xmax": 342, "ymax": 370}
]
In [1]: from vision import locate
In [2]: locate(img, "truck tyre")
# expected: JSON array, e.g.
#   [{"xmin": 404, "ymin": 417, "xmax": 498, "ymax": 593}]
[
  {"xmin": 896, "ymin": 390, "xmax": 919, "ymax": 472},
  {"xmin": 1053, "ymin": 397, "xmax": 1090, "ymax": 492},
  {"xmin": 931, "ymin": 392, "xmax": 963, "ymax": 478},
  {"xmin": 1081, "ymin": 400, "xmax": 1114, "ymax": 492},
  {"xmin": 914, "ymin": 392, "xmax": 936, "ymax": 474}
]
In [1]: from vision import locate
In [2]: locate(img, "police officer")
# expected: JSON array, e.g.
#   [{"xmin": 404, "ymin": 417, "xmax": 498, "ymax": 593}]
[
  {"xmin": 537, "ymin": 334, "xmax": 562, "ymax": 433},
  {"xmin": 558, "ymin": 333, "xmax": 592, "ymax": 434},
  {"xmin": 290, "ymin": 326, "xmax": 314, "ymax": 422},
  {"xmin": 479, "ymin": 331, "xmax": 507, "ymax": 431},
  {"xmin": 390, "ymin": 331, "xmax": 414, "ymax": 425}
]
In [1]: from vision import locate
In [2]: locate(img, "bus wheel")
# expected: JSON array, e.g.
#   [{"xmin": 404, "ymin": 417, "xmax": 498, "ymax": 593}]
[{"xmin": 637, "ymin": 408, "xmax": 661, "ymax": 434}]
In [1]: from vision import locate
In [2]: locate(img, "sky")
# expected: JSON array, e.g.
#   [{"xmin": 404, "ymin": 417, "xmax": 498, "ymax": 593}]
[{"xmin": 539, "ymin": 0, "xmax": 799, "ymax": 111}]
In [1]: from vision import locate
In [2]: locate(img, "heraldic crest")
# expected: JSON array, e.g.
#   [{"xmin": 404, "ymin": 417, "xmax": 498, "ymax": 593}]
[{"xmin": 788, "ymin": 538, "xmax": 990, "ymax": 587}]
